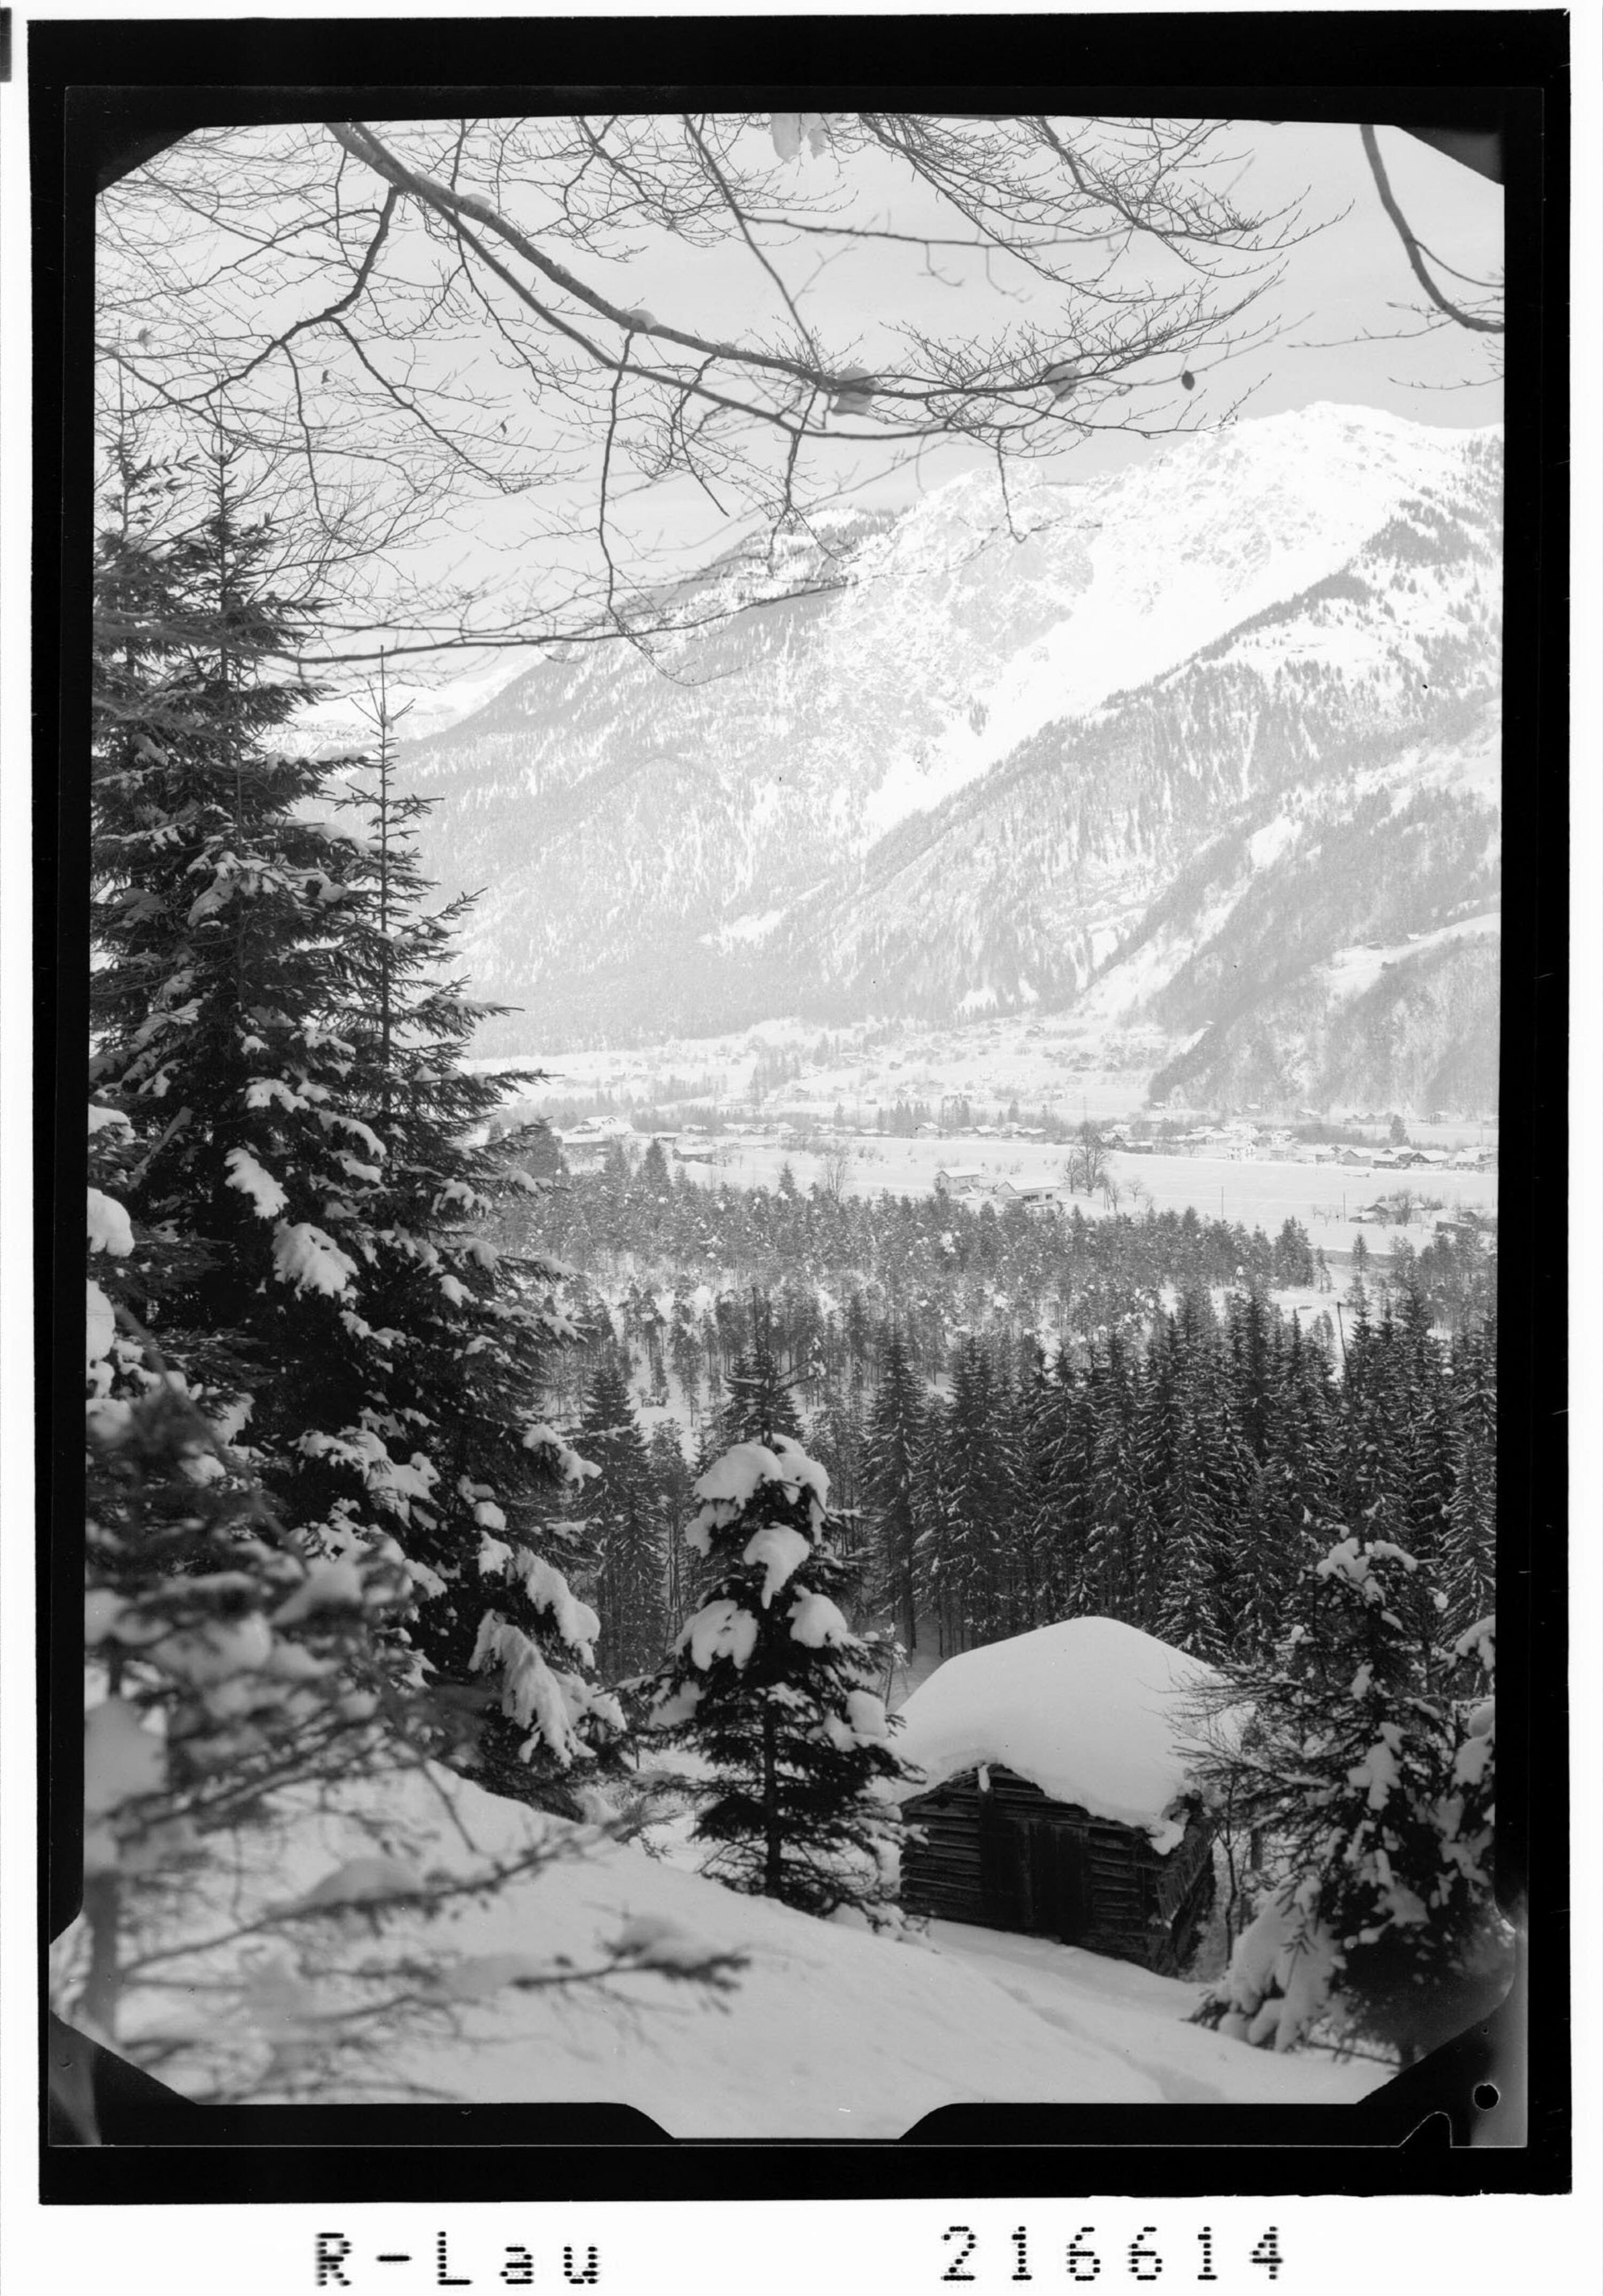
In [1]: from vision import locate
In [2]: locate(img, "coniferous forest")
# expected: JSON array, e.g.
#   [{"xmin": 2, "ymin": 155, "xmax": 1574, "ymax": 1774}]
[{"xmin": 493, "ymin": 1153, "xmax": 1497, "ymax": 1673}]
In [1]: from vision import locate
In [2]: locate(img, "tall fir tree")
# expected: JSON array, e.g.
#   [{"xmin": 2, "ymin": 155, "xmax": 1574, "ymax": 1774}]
[
  {"xmin": 1224, "ymin": 1286, "xmax": 1278, "ymax": 1465},
  {"xmin": 1231, "ymin": 1315, "xmax": 1342, "ymax": 1659},
  {"xmin": 1443, "ymin": 1316, "xmax": 1497, "ymax": 1640},
  {"xmin": 646, "ymin": 1423, "xmax": 697, "ymax": 1638},
  {"xmin": 710, "ymin": 1296, "xmax": 805, "ymax": 1453},
  {"xmin": 998, "ymin": 1346, "xmax": 1050, "ymax": 1634},
  {"xmin": 1194, "ymin": 1543, "xmax": 1503, "ymax": 2064},
  {"xmin": 89, "ymin": 429, "xmax": 619, "ymax": 1820},
  {"xmin": 1071, "ymin": 1333, "xmax": 1145, "ymax": 1622},
  {"xmin": 913, "ymin": 1337, "xmax": 1015, "ymax": 1654},
  {"xmin": 650, "ymin": 1436, "xmax": 917, "ymax": 1919},
  {"xmin": 1151, "ymin": 1340, "xmax": 1250, "ymax": 1662},
  {"xmin": 666, "ymin": 1283, "xmax": 705, "ymax": 1423},
  {"xmin": 575, "ymin": 1355, "xmax": 669, "ymax": 1680},
  {"xmin": 1022, "ymin": 1344, "xmax": 1099, "ymax": 1628},
  {"xmin": 1338, "ymin": 1305, "xmax": 1413, "ymax": 1560},
  {"xmin": 861, "ymin": 1324, "xmax": 926, "ymax": 1652},
  {"xmin": 1386, "ymin": 1262, "xmax": 1458, "ymax": 1578}
]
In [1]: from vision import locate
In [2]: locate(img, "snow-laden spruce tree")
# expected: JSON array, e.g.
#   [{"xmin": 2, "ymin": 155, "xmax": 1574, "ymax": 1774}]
[
  {"xmin": 1443, "ymin": 1316, "xmax": 1496, "ymax": 1640},
  {"xmin": 1147, "ymin": 1317, "xmax": 1252, "ymax": 1662},
  {"xmin": 290, "ymin": 661, "xmax": 632, "ymax": 1813},
  {"xmin": 649, "ymin": 1435, "xmax": 918, "ymax": 1920},
  {"xmin": 913, "ymin": 1337, "xmax": 1016, "ymax": 1655},
  {"xmin": 706, "ymin": 1300, "xmax": 804, "ymax": 1458},
  {"xmin": 1009, "ymin": 1344, "xmax": 1078, "ymax": 1633},
  {"xmin": 88, "ymin": 428, "xmax": 622, "ymax": 1820},
  {"xmin": 862, "ymin": 1323, "xmax": 925, "ymax": 1653},
  {"xmin": 1189, "ymin": 1535, "xmax": 1505, "ymax": 2066},
  {"xmin": 1230, "ymin": 1314, "xmax": 1343, "ymax": 1660},
  {"xmin": 1068, "ymin": 1330, "xmax": 1145, "ymax": 1622},
  {"xmin": 68, "ymin": 439, "xmax": 748, "ymax": 2123},
  {"xmin": 76, "ymin": 1112, "xmax": 746, "ymax": 2122}
]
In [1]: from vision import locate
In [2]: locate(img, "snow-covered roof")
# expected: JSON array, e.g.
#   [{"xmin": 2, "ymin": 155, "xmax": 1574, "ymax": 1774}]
[{"xmin": 892, "ymin": 1618, "xmax": 1222, "ymax": 1855}]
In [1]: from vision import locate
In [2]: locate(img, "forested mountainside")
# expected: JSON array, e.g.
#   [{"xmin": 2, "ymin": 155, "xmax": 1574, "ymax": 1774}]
[
  {"xmin": 404, "ymin": 406, "xmax": 1501, "ymax": 1109},
  {"xmin": 1151, "ymin": 925, "xmax": 1500, "ymax": 1112}
]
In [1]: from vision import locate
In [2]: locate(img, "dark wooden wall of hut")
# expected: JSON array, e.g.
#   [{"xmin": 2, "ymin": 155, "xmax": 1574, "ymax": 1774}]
[{"xmin": 900, "ymin": 1765, "xmax": 1214, "ymax": 1975}]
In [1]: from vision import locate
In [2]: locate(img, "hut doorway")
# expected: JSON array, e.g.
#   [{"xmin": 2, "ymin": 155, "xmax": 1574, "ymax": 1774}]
[
  {"xmin": 1022, "ymin": 1821, "xmax": 1092, "ymax": 1946},
  {"xmin": 961, "ymin": 1775, "xmax": 1098, "ymax": 1946}
]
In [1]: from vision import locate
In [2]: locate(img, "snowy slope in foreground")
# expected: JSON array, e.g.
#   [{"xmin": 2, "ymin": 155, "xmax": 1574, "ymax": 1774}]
[
  {"xmin": 923, "ymin": 1922, "xmax": 1382, "ymax": 2109},
  {"xmin": 102, "ymin": 1758, "xmax": 1383, "ymax": 2135},
  {"xmin": 892, "ymin": 1618, "xmax": 1224, "ymax": 1852}
]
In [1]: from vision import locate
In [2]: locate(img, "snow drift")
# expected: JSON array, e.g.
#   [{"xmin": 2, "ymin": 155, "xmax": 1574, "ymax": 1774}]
[{"xmin": 84, "ymin": 1755, "xmax": 1388, "ymax": 2133}]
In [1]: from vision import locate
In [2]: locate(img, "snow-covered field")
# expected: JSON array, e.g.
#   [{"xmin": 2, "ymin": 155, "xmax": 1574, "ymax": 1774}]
[
  {"xmin": 671, "ymin": 1139, "xmax": 1496, "ymax": 1260},
  {"xmin": 1098, "ymin": 1151, "xmax": 1496, "ymax": 1263},
  {"xmin": 91, "ymin": 1759, "xmax": 1388, "ymax": 2134}
]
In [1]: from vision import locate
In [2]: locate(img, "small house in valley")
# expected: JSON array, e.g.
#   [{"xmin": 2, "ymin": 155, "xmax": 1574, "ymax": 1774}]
[
  {"xmin": 935, "ymin": 1166, "xmax": 985, "ymax": 1197},
  {"xmin": 893, "ymin": 1618, "xmax": 1220, "ymax": 1974},
  {"xmin": 557, "ymin": 1129, "xmax": 612, "ymax": 1174},
  {"xmin": 994, "ymin": 1180, "xmax": 1061, "ymax": 1214}
]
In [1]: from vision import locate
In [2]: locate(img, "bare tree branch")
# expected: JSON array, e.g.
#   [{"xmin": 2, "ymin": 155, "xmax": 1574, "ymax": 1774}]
[
  {"xmin": 97, "ymin": 112, "xmax": 1323, "ymax": 688},
  {"xmin": 1359, "ymin": 124, "xmax": 1504, "ymax": 336}
]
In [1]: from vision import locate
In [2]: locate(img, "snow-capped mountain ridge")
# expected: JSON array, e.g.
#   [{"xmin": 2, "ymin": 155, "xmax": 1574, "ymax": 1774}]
[
  {"xmin": 405, "ymin": 405, "xmax": 1501, "ymax": 1093},
  {"xmin": 852, "ymin": 402, "xmax": 1499, "ymax": 831}
]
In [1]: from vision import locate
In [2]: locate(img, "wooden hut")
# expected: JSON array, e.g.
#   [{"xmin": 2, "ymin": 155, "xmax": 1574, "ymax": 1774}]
[{"xmin": 892, "ymin": 1618, "xmax": 1219, "ymax": 1975}]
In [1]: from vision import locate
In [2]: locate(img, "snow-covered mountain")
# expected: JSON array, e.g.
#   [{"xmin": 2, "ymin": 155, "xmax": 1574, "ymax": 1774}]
[
  {"xmin": 406, "ymin": 404, "xmax": 1501, "ymax": 1107},
  {"xmin": 290, "ymin": 656, "xmax": 528, "ymax": 754}
]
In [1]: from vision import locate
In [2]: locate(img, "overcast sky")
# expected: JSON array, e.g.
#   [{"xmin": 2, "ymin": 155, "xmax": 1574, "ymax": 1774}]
[{"xmin": 414, "ymin": 114, "xmax": 1504, "ymax": 608}]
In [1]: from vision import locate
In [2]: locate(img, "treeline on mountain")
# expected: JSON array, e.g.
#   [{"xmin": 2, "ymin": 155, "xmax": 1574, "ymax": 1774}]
[
  {"xmin": 1153, "ymin": 928, "xmax": 1500, "ymax": 1112},
  {"xmin": 773, "ymin": 511, "xmax": 1500, "ymax": 1033},
  {"xmin": 1148, "ymin": 783, "xmax": 1499, "ymax": 1040},
  {"xmin": 1316, "ymin": 933, "xmax": 1502, "ymax": 1112},
  {"xmin": 760, "ymin": 709, "xmax": 1498, "ymax": 1038}
]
